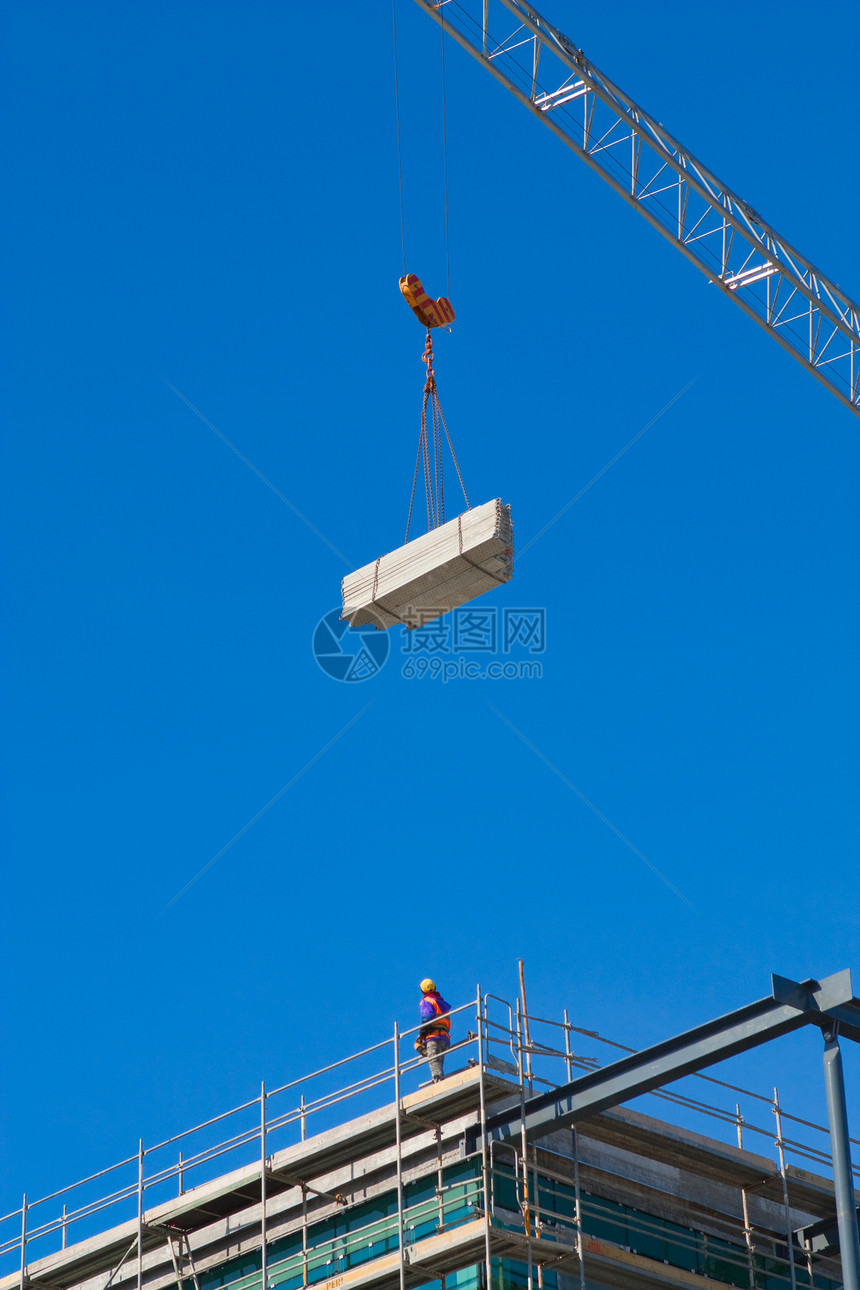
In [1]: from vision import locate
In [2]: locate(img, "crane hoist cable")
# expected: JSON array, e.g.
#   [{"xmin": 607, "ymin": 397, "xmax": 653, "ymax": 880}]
[
  {"xmin": 391, "ymin": 3, "xmax": 461, "ymax": 541},
  {"xmin": 400, "ymin": 276, "xmax": 469, "ymax": 543},
  {"xmin": 391, "ymin": 0, "xmax": 406, "ymax": 275},
  {"xmin": 439, "ymin": 1, "xmax": 451, "ymax": 299},
  {"xmin": 391, "ymin": 0, "xmax": 453, "ymax": 292}
]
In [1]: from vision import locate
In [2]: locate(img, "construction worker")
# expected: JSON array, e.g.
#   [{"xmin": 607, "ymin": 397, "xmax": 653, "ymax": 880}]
[{"xmin": 415, "ymin": 979, "xmax": 451, "ymax": 1082}]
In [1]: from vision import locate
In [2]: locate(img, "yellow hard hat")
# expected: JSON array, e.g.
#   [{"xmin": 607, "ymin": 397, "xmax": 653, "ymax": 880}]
[{"xmin": 420, "ymin": 978, "xmax": 436, "ymax": 994}]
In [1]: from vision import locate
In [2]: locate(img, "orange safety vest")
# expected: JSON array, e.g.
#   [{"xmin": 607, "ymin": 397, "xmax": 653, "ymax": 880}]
[{"xmin": 421, "ymin": 993, "xmax": 451, "ymax": 1041}]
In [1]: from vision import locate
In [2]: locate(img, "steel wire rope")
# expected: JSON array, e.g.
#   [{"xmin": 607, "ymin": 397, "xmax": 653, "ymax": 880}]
[
  {"xmin": 392, "ymin": 0, "xmax": 407, "ymax": 274},
  {"xmin": 433, "ymin": 384, "xmax": 444, "ymax": 523},
  {"xmin": 404, "ymin": 379, "xmax": 435, "ymax": 542},
  {"xmin": 406, "ymin": 376, "xmax": 471, "ymax": 539},
  {"xmin": 406, "ymin": 346, "xmax": 471, "ymax": 541},
  {"xmin": 440, "ymin": 3, "xmax": 451, "ymax": 299},
  {"xmin": 436, "ymin": 392, "xmax": 470, "ymax": 511},
  {"xmin": 434, "ymin": 2, "xmax": 856, "ymax": 403},
  {"xmin": 405, "ymin": 433, "xmax": 424, "ymax": 543},
  {"xmin": 399, "ymin": 9, "xmax": 471, "ymax": 543}
]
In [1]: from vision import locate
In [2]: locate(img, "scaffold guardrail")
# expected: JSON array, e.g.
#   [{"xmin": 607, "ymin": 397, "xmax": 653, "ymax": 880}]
[{"xmin": 1, "ymin": 987, "xmax": 857, "ymax": 1288}]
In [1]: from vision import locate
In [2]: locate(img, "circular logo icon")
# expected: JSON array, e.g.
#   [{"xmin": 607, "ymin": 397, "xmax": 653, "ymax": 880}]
[{"xmin": 312, "ymin": 609, "xmax": 390, "ymax": 682}]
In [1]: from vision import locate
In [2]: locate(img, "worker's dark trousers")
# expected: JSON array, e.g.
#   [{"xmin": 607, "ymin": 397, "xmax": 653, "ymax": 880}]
[{"xmin": 426, "ymin": 1038, "xmax": 447, "ymax": 1080}]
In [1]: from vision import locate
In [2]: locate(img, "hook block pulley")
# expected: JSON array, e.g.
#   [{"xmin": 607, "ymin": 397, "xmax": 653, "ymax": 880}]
[{"xmin": 399, "ymin": 274, "xmax": 455, "ymax": 329}]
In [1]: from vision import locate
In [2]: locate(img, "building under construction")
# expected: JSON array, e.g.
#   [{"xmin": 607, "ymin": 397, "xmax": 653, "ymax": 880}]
[{"xmin": 3, "ymin": 977, "xmax": 859, "ymax": 1290}]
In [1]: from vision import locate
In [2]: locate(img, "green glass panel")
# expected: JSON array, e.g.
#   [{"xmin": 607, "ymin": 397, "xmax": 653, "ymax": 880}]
[
  {"xmin": 491, "ymin": 1169, "xmax": 519, "ymax": 1214},
  {"xmin": 182, "ymin": 1146, "xmax": 831, "ymax": 1290},
  {"xmin": 628, "ymin": 1227, "xmax": 669, "ymax": 1262},
  {"xmin": 490, "ymin": 1259, "xmax": 558, "ymax": 1290},
  {"xmin": 580, "ymin": 1197, "xmax": 626, "ymax": 1245}
]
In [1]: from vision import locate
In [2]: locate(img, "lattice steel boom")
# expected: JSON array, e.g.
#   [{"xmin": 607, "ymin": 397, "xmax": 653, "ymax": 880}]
[{"xmin": 413, "ymin": 0, "xmax": 860, "ymax": 418}]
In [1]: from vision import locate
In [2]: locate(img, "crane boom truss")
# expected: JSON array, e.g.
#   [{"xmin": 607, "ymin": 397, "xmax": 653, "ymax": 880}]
[{"xmin": 413, "ymin": 0, "xmax": 860, "ymax": 419}]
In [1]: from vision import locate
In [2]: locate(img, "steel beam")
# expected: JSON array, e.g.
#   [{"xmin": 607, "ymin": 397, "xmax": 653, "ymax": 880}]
[{"xmin": 475, "ymin": 971, "xmax": 860, "ymax": 1148}]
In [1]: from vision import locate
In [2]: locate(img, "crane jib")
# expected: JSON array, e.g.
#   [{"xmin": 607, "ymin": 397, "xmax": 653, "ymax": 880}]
[{"xmin": 413, "ymin": 0, "xmax": 860, "ymax": 417}]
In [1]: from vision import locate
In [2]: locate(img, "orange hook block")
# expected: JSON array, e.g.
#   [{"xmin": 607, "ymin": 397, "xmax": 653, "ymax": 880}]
[{"xmin": 399, "ymin": 274, "xmax": 455, "ymax": 329}]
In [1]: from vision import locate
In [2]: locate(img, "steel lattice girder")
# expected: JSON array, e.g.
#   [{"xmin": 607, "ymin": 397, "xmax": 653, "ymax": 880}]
[
  {"xmin": 413, "ymin": 0, "xmax": 860, "ymax": 418},
  {"xmin": 471, "ymin": 969, "xmax": 860, "ymax": 1149}
]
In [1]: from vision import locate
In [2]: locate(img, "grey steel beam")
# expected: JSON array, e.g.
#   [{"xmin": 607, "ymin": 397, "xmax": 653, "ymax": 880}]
[
  {"xmin": 477, "ymin": 971, "xmax": 859, "ymax": 1147},
  {"xmin": 771, "ymin": 969, "xmax": 860, "ymax": 1038},
  {"xmin": 413, "ymin": 0, "xmax": 860, "ymax": 418}
]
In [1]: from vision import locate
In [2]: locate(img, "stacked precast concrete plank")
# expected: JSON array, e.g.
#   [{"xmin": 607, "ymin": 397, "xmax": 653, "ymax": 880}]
[{"xmin": 341, "ymin": 499, "xmax": 513, "ymax": 630}]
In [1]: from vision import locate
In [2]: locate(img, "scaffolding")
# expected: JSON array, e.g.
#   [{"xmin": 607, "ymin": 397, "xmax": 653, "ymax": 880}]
[{"xmin": 2, "ymin": 982, "xmax": 858, "ymax": 1290}]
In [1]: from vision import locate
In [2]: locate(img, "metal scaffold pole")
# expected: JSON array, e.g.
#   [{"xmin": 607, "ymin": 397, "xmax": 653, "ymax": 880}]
[
  {"xmin": 394, "ymin": 1023, "xmax": 406, "ymax": 1290},
  {"xmin": 18, "ymin": 1195, "xmax": 26, "ymax": 1290},
  {"xmin": 773, "ymin": 1089, "xmax": 798, "ymax": 1290},
  {"xmin": 572, "ymin": 1130, "xmax": 585, "ymax": 1290},
  {"xmin": 260, "ymin": 1082, "xmax": 268, "ymax": 1290},
  {"xmin": 518, "ymin": 961, "xmax": 533, "ymax": 1093},
  {"xmin": 519, "ymin": 1061, "xmax": 533, "ymax": 1290},
  {"xmin": 477, "ymin": 987, "xmax": 493, "ymax": 1290},
  {"xmin": 563, "ymin": 1009, "xmax": 573, "ymax": 1084},
  {"xmin": 137, "ymin": 1141, "xmax": 144, "ymax": 1290},
  {"xmin": 823, "ymin": 1029, "xmax": 860, "ymax": 1290},
  {"xmin": 301, "ymin": 1186, "xmax": 308, "ymax": 1288},
  {"xmin": 435, "ymin": 1122, "xmax": 445, "ymax": 1290},
  {"xmin": 739, "ymin": 1180, "xmax": 756, "ymax": 1289}
]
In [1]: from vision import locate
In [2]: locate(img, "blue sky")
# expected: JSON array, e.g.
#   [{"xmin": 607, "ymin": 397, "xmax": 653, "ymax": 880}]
[{"xmin": 2, "ymin": 0, "xmax": 859, "ymax": 1246}]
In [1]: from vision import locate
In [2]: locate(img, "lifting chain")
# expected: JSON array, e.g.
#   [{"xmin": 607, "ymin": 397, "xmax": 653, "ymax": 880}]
[{"xmin": 422, "ymin": 329, "xmax": 436, "ymax": 395}]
